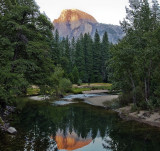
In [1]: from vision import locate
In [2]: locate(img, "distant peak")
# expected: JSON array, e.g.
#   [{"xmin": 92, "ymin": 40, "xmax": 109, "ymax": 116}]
[
  {"xmin": 62, "ymin": 9, "xmax": 78, "ymax": 11},
  {"xmin": 54, "ymin": 9, "xmax": 98, "ymax": 23}
]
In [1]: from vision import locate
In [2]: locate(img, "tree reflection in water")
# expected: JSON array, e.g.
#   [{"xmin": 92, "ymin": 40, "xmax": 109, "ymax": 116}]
[{"xmin": 0, "ymin": 100, "xmax": 160, "ymax": 151}]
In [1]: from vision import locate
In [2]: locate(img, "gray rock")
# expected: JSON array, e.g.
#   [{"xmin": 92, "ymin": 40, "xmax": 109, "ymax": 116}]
[
  {"xmin": 7, "ymin": 127, "xmax": 17, "ymax": 134},
  {"xmin": 53, "ymin": 9, "xmax": 125, "ymax": 44}
]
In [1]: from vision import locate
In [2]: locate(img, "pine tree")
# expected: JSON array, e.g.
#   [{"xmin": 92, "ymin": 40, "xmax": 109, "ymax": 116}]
[
  {"xmin": 0, "ymin": 0, "xmax": 54, "ymax": 106},
  {"xmin": 101, "ymin": 32, "xmax": 109, "ymax": 82},
  {"xmin": 72, "ymin": 66, "xmax": 79, "ymax": 84},
  {"xmin": 65, "ymin": 36, "xmax": 72, "ymax": 73},
  {"xmin": 52, "ymin": 29, "xmax": 60, "ymax": 65},
  {"xmin": 83, "ymin": 33, "xmax": 93, "ymax": 83},
  {"xmin": 75, "ymin": 36, "xmax": 85, "ymax": 81},
  {"xmin": 70, "ymin": 37, "xmax": 76, "ymax": 66},
  {"xmin": 93, "ymin": 30, "xmax": 102, "ymax": 82}
]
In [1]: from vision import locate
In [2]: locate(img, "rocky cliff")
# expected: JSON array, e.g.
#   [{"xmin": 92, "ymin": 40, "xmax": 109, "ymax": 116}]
[{"xmin": 53, "ymin": 9, "xmax": 124, "ymax": 44}]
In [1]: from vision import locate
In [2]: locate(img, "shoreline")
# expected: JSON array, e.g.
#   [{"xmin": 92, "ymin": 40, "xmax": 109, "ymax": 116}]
[
  {"xmin": 84, "ymin": 94, "xmax": 118, "ymax": 107},
  {"xmin": 2, "ymin": 91, "xmax": 160, "ymax": 133},
  {"xmin": 115, "ymin": 106, "xmax": 160, "ymax": 128},
  {"xmin": 83, "ymin": 92, "xmax": 160, "ymax": 129}
]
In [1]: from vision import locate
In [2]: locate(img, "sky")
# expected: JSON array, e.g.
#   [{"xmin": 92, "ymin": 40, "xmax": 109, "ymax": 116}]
[{"xmin": 35, "ymin": 0, "xmax": 160, "ymax": 25}]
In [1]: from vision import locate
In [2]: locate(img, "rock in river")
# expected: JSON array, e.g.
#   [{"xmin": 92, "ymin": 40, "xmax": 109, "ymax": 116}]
[{"xmin": 7, "ymin": 127, "xmax": 17, "ymax": 134}]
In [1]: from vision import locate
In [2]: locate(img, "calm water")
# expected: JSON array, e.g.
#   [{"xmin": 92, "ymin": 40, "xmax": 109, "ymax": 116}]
[{"xmin": 1, "ymin": 98, "xmax": 160, "ymax": 151}]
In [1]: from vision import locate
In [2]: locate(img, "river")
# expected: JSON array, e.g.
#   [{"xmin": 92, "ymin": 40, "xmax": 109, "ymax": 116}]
[{"xmin": 0, "ymin": 95, "xmax": 160, "ymax": 151}]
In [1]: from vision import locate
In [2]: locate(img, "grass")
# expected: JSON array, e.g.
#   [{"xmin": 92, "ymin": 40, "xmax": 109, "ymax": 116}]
[
  {"xmin": 70, "ymin": 87, "xmax": 91, "ymax": 94},
  {"xmin": 27, "ymin": 88, "xmax": 40, "ymax": 96},
  {"xmin": 26, "ymin": 83, "xmax": 112, "ymax": 96},
  {"xmin": 70, "ymin": 83, "xmax": 112, "ymax": 94},
  {"xmin": 91, "ymin": 86, "xmax": 111, "ymax": 90},
  {"xmin": 73, "ymin": 83, "xmax": 112, "ymax": 89},
  {"xmin": 73, "ymin": 83, "xmax": 112, "ymax": 87}
]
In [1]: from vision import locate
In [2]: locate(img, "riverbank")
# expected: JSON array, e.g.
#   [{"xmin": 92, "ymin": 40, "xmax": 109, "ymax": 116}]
[
  {"xmin": 83, "ymin": 93, "xmax": 160, "ymax": 128},
  {"xmin": 115, "ymin": 105, "xmax": 160, "ymax": 128},
  {"xmin": 0, "ymin": 106, "xmax": 17, "ymax": 134},
  {"xmin": 85, "ymin": 94, "xmax": 118, "ymax": 107}
]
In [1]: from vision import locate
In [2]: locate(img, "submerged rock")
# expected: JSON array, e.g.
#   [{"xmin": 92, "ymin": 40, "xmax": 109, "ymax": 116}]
[{"xmin": 7, "ymin": 127, "xmax": 17, "ymax": 134}]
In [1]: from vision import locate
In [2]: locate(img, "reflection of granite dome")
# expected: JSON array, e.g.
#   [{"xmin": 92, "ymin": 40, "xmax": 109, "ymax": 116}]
[{"xmin": 55, "ymin": 130, "xmax": 92, "ymax": 150}]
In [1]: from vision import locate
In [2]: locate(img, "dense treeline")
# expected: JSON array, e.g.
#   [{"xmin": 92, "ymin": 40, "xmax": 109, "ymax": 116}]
[
  {"xmin": 53, "ymin": 30, "xmax": 110, "ymax": 84},
  {"xmin": 109, "ymin": 0, "xmax": 160, "ymax": 108},
  {"xmin": 0, "ymin": 0, "xmax": 71, "ymax": 107},
  {"xmin": 0, "ymin": 0, "xmax": 110, "ymax": 108}
]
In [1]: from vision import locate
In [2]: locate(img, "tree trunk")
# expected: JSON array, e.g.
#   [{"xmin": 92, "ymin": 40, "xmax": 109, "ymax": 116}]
[
  {"xmin": 144, "ymin": 78, "xmax": 148, "ymax": 102},
  {"xmin": 144, "ymin": 60, "xmax": 152, "ymax": 102},
  {"xmin": 129, "ymin": 71, "xmax": 136, "ymax": 105}
]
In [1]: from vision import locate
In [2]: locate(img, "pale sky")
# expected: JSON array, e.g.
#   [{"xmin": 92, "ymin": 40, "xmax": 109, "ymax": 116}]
[{"xmin": 35, "ymin": 0, "xmax": 160, "ymax": 25}]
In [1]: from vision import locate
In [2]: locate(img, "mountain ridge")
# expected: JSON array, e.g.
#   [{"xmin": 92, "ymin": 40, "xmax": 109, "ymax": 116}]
[{"xmin": 53, "ymin": 9, "xmax": 124, "ymax": 43}]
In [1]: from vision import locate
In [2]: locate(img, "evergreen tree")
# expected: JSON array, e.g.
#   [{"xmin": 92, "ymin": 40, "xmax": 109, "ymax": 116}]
[
  {"xmin": 101, "ymin": 32, "xmax": 109, "ymax": 82},
  {"xmin": 0, "ymin": 0, "xmax": 54, "ymax": 106},
  {"xmin": 72, "ymin": 66, "xmax": 79, "ymax": 84},
  {"xmin": 83, "ymin": 33, "xmax": 93, "ymax": 83},
  {"xmin": 93, "ymin": 30, "xmax": 102, "ymax": 82},
  {"xmin": 70, "ymin": 37, "xmax": 76, "ymax": 66},
  {"xmin": 75, "ymin": 36, "xmax": 85, "ymax": 81},
  {"xmin": 52, "ymin": 29, "xmax": 60, "ymax": 65},
  {"xmin": 64, "ymin": 36, "xmax": 72, "ymax": 73}
]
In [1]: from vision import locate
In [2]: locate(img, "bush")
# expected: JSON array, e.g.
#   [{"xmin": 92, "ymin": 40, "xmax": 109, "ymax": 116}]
[
  {"xmin": 59, "ymin": 78, "xmax": 72, "ymax": 94},
  {"xmin": 118, "ymin": 92, "xmax": 133, "ymax": 106},
  {"xmin": 77, "ymin": 79, "xmax": 82, "ymax": 86}
]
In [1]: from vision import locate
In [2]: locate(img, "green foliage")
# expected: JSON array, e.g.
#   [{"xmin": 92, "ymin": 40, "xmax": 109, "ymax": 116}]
[
  {"xmin": 91, "ymin": 86, "xmax": 111, "ymax": 90},
  {"xmin": 0, "ymin": 0, "xmax": 111, "ymax": 108},
  {"xmin": 109, "ymin": 0, "xmax": 160, "ymax": 108},
  {"xmin": 70, "ymin": 87, "xmax": 91, "ymax": 94},
  {"xmin": 101, "ymin": 32, "xmax": 110, "ymax": 82},
  {"xmin": 72, "ymin": 66, "xmax": 79, "ymax": 84},
  {"xmin": 55, "ymin": 32, "xmax": 110, "ymax": 84},
  {"xmin": 27, "ymin": 88, "xmax": 40, "ymax": 96},
  {"xmin": 48, "ymin": 66, "xmax": 71, "ymax": 96},
  {"xmin": 59, "ymin": 78, "xmax": 72, "ymax": 94},
  {"xmin": 77, "ymin": 79, "xmax": 82, "ymax": 86},
  {"xmin": 92, "ymin": 30, "xmax": 102, "ymax": 82},
  {"xmin": 68, "ymin": 73, "xmax": 74, "ymax": 83},
  {"xmin": 0, "ymin": 0, "xmax": 55, "ymax": 107}
]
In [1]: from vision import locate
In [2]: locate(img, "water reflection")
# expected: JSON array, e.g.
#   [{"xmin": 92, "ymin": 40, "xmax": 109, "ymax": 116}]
[
  {"xmin": 0, "ymin": 100, "xmax": 160, "ymax": 151},
  {"xmin": 54, "ymin": 129, "xmax": 92, "ymax": 150}
]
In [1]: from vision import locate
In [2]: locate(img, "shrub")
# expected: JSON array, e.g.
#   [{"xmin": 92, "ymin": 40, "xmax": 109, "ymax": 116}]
[
  {"xmin": 59, "ymin": 78, "xmax": 72, "ymax": 94},
  {"xmin": 77, "ymin": 79, "xmax": 82, "ymax": 86}
]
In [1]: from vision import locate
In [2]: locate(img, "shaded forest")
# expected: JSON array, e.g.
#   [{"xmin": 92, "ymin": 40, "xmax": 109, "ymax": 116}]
[{"xmin": 52, "ymin": 30, "xmax": 110, "ymax": 84}]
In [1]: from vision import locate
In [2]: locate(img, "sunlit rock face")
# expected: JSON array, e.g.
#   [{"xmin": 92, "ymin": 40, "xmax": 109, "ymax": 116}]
[
  {"xmin": 53, "ymin": 9, "xmax": 124, "ymax": 44},
  {"xmin": 54, "ymin": 9, "xmax": 97, "ymax": 24},
  {"xmin": 54, "ymin": 129, "xmax": 92, "ymax": 150}
]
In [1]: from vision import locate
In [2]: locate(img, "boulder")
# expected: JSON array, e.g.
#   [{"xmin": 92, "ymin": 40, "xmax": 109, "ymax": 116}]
[{"xmin": 7, "ymin": 127, "xmax": 17, "ymax": 134}]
